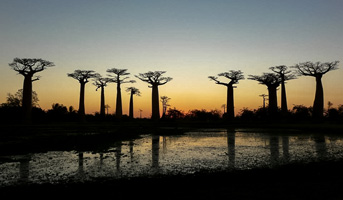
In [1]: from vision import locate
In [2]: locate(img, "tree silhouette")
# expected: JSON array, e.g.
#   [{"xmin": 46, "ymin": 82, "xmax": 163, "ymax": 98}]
[
  {"xmin": 126, "ymin": 87, "xmax": 141, "ymax": 119},
  {"xmin": 9, "ymin": 58, "xmax": 55, "ymax": 122},
  {"xmin": 248, "ymin": 73, "xmax": 282, "ymax": 116},
  {"xmin": 259, "ymin": 94, "xmax": 268, "ymax": 109},
  {"xmin": 269, "ymin": 65, "xmax": 296, "ymax": 114},
  {"xmin": 6, "ymin": 89, "xmax": 39, "ymax": 108},
  {"xmin": 93, "ymin": 76, "xmax": 113, "ymax": 118},
  {"xmin": 160, "ymin": 96, "xmax": 171, "ymax": 118},
  {"xmin": 67, "ymin": 70, "xmax": 98, "ymax": 119},
  {"xmin": 221, "ymin": 104, "xmax": 226, "ymax": 114},
  {"xmin": 105, "ymin": 104, "xmax": 111, "ymax": 115},
  {"xmin": 209, "ymin": 70, "xmax": 244, "ymax": 119},
  {"xmin": 166, "ymin": 107, "xmax": 184, "ymax": 119},
  {"xmin": 292, "ymin": 61, "xmax": 339, "ymax": 119},
  {"xmin": 107, "ymin": 68, "xmax": 135, "ymax": 118},
  {"xmin": 135, "ymin": 71, "xmax": 172, "ymax": 119}
]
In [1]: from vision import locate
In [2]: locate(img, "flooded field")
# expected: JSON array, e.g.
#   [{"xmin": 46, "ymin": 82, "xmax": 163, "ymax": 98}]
[{"xmin": 1, "ymin": 128, "xmax": 343, "ymax": 187}]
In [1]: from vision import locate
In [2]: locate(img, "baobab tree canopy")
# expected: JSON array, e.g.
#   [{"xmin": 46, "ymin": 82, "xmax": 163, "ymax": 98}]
[
  {"xmin": 9, "ymin": 58, "xmax": 55, "ymax": 78},
  {"xmin": 208, "ymin": 70, "xmax": 245, "ymax": 86},
  {"xmin": 93, "ymin": 76, "xmax": 113, "ymax": 91},
  {"xmin": 135, "ymin": 71, "xmax": 173, "ymax": 86},
  {"xmin": 126, "ymin": 87, "xmax": 141, "ymax": 96},
  {"xmin": 293, "ymin": 61, "xmax": 339, "ymax": 77},
  {"xmin": 67, "ymin": 70, "xmax": 98, "ymax": 83},
  {"xmin": 269, "ymin": 65, "xmax": 296, "ymax": 81},
  {"xmin": 107, "ymin": 68, "xmax": 135, "ymax": 84},
  {"xmin": 248, "ymin": 73, "xmax": 282, "ymax": 86}
]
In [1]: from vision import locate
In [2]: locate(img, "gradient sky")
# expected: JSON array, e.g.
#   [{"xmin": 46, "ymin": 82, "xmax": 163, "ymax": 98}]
[{"xmin": 1, "ymin": 0, "xmax": 343, "ymax": 117}]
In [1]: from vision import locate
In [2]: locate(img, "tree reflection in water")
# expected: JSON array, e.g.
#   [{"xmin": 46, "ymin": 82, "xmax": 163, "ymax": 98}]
[{"xmin": 0, "ymin": 129, "xmax": 341, "ymax": 187}]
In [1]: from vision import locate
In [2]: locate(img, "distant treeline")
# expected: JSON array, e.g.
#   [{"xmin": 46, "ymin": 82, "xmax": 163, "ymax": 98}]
[{"xmin": 1, "ymin": 101, "xmax": 343, "ymax": 124}]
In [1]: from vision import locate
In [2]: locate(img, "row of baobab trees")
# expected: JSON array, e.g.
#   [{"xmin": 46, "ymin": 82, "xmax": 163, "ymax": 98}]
[
  {"xmin": 66, "ymin": 69, "xmax": 172, "ymax": 121},
  {"xmin": 8, "ymin": 57, "xmax": 339, "ymax": 123},
  {"xmin": 8, "ymin": 58, "xmax": 172, "ymax": 122},
  {"xmin": 209, "ymin": 61, "xmax": 340, "ymax": 120}
]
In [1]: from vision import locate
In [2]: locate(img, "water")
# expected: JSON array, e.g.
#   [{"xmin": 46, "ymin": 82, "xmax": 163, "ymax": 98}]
[{"xmin": 1, "ymin": 128, "xmax": 343, "ymax": 187}]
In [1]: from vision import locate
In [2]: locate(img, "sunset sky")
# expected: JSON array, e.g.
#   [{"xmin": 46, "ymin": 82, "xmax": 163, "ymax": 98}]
[{"xmin": 1, "ymin": 0, "xmax": 343, "ymax": 118}]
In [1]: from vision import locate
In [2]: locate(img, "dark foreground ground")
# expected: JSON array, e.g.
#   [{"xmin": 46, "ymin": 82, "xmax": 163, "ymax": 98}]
[{"xmin": 1, "ymin": 160, "xmax": 343, "ymax": 199}]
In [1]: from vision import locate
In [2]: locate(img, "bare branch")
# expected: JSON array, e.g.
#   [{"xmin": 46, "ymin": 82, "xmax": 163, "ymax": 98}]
[
  {"xmin": 9, "ymin": 58, "xmax": 55, "ymax": 77},
  {"xmin": 248, "ymin": 73, "xmax": 281, "ymax": 87},
  {"xmin": 209, "ymin": 70, "xmax": 244, "ymax": 86},
  {"xmin": 158, "ymin": 77, "xmax": 173, "ymax": 85},
  {"xmin": 31, "ymin": 75, "xmax": 41, "ymax": 82},
  {"xmin": 208, "ymin": 75, "xmax": 228, "ymax": 86},
  {"xmin": 93, "ymin": 76, "xmax": 114, "ymax": 90},
  {"xmin": 107, "ymin": 68, "xmax": 134, "ymax": 84},
  {"xmin": 67, "ymin": 70, "xmax": 98, "ymax": 84},
  {"xmin": 292, "ymin": 61, "xmax": 339, "ymax": 77},
  {"xmin": 126, "ymin": 87, "xmax": 141, "ymax": 96},
  {"xmin": 136, "ymin": 71, "xmax": 172, "ymax": 86},
  {"xmin": 269, "ymin": 65, "xmax": 297, "ymax": 81}
]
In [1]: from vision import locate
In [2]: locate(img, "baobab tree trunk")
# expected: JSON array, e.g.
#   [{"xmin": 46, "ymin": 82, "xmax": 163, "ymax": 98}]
[
  {"xmin": 280, "ymin": 81, "xmax": 288, "ymax": 114},
  {"xmin": 267, "ymin": 86, "xmax": 278, "ymax": 116},
  {"xmin": 100, "ymin": 86, "xmax": 105, "ymax": 117},
  {"xmin": 79, "ymin": 82, "xmax": 86, "ymax": 117},
  {"xmin": 227, "ymin": 84, "xmax": 234, "ymax": 119},
  {"xmin": 116, "ymin": 82, "xmax": 122, "ymax": 118},
  {"xmin": 22, "ymin": 75, "xmax": 33, "ymax": 123},
  {"xmin": 129, "ymin": 92, "xmax": 134, "ymax": 119},
  {"xmin": 313, "ymin": 75, "xmax": 324, "ymax": 119},
  {"xmin": 151, "ymin": 84, "xmax": 160, "ymax": 119}
]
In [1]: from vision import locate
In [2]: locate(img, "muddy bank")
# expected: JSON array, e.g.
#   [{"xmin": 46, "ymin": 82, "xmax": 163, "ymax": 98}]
[{"xmin": 1, "ymin": 160, "xmax": 343, "ymax": 199}]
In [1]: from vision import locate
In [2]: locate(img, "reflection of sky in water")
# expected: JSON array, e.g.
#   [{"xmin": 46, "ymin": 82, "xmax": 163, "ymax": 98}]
[{"xmin": 1, "ymin": 129, "xmax": 343, "ymax": 187}]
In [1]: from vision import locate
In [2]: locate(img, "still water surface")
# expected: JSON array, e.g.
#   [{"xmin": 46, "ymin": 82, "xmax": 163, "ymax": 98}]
[{"xmin": 1, "ymin": 128, "xmax": 343, "ymax": 186}]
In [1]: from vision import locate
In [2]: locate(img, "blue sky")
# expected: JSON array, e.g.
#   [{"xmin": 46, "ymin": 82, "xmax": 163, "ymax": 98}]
[{"xmin": 1, "ymin": 0, "xmax": 342, "ymax": 116}]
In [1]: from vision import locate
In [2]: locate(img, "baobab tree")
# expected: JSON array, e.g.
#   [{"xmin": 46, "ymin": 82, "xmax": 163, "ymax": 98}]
[
  {"xmin": 107, "ymin": 68, "xmax": 135, "ymax": 118},
  {"xmin": 105, "ymin": 104, "xmax": 111, "ymax": 115},
  {"xmin": 9, "ymin": 58, "xmax": 55, "ymax": 122},
  {"xmin": 67, "ymin": 70, "xmax": 98, "ymax": 119},
  {"xmin": 135, "ymin": 71, "xmax": 172, "ymax": 120},
  {"xmin": 93, "ymin": 76, "xmax": 113, "ymax": 118},
  {"xmin": 259, "ymin": 94, "xmax": 268, "ymax": 109},
  {"xmin": 160, "ymin": 96, "xmax": 171, "ymax": 118},
  {"xmin": 269, "ymin": 65, "xmax": 296, "ymax": 114},
  {"xmin": 248, "ymin": 73, "xmax": 282, "ymax": 116},
  {"xmin": 209, "ymin": 70, "xmax": 244, "ymax": 119},
  {"xmin": 126, "ymin": 87, "xmax": 141, "ymax": 119},
  {"xmin": 292, "ymin": 61, "xmax": 339, "ymax": 119}
]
